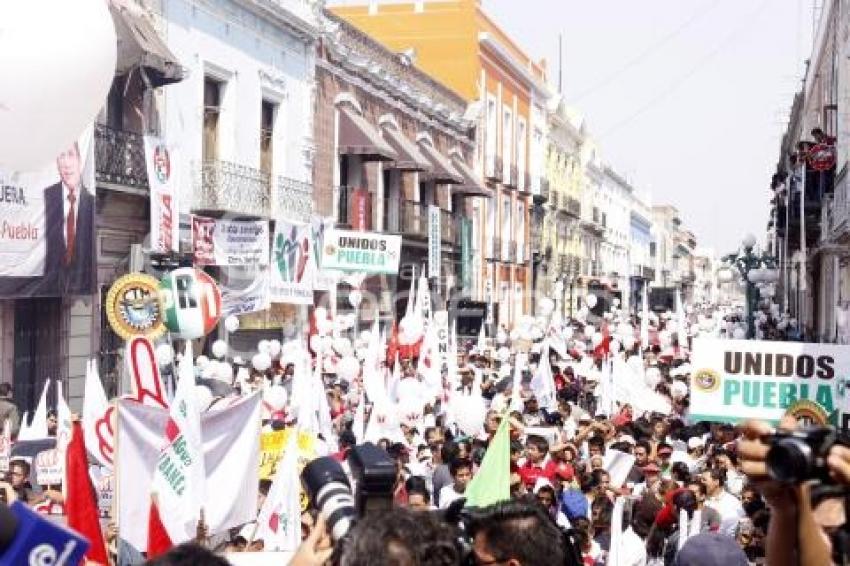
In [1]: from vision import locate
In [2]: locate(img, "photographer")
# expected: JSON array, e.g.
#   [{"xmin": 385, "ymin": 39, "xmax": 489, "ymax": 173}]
[{"xmin": 738, "ymin": 417, "xmax": 838, "ymax": 565}]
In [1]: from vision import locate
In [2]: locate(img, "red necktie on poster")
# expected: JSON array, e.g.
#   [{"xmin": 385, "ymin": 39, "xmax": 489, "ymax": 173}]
[{"xmin": 66, "ymin": 187, "xmax": 76, "ymax": 265}]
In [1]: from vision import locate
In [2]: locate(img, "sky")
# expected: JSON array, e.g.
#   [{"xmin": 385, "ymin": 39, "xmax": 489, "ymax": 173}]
[{"xmin": 484, "ymin": 0, "xmax": 813, "ymax": 255}]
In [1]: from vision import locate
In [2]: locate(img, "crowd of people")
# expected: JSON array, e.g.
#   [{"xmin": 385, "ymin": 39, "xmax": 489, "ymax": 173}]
[{"xmin": 1, "ymin": 298, "xmax": 849, "ymax": 566}]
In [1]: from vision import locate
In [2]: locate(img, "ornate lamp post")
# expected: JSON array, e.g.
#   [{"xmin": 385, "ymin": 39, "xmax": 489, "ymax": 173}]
[{"xmin": 722, "ymin": 234, "xmax": 778, "ymax": 339}]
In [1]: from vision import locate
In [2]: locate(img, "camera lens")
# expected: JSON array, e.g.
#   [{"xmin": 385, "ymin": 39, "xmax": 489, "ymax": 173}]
[
  {"xmin": 302, "ymin": 456, "xmax": 358, "ymax": 542},
  {"xmin": 766, "ymin": 438, "xmax": 812, "ymax": 483}
]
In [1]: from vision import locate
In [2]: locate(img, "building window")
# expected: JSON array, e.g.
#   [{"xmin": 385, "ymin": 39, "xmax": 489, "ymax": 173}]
[
  {"xmin": 260, "ymin": 100, "xmax": 276, "ymax": 176},
  {"xmin": 517, "ymin": 118, "xmax": 527, "ymax": 187},
  {"xmin": 501, "ymin": 194, "xmax": 511, "ymax": 260},
  {"xmin": 203, "ymin": 77, "xmax": 223, "ymax": 162},
  {"xmin": 502, "ymin": 106, "xmax": 512, "ymax": 179},
  {"xmin": 486, "ymin": 95, "xmax": 497, "ymax": 174},
  {"xmin": 515, "ymin": 201, "xmax": 525, "ymax": 263}
]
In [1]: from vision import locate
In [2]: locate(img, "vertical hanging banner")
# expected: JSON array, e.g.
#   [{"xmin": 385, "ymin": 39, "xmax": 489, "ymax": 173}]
[
  {"xmin": 311, "ymin": 215, "xmax": 337, "ymax": 291},
  {"xmin": 0, "ymin": 127, "xmax": 95, "ymax": 297},
  {"xmin": 428, "ymin": 205, "xmax": 441, "ymax": 278},
  {"xmin": 144, "ymin": 136, "xmax": 179, "ymax": 254},
  {"xmin": 460, "ymin": 218, "xmax": 472, "ymax": 295},
  {"xmin": 350, "ymin": 188, "xmax": 371, "ymax": 231},
  {"xmin": 192, "ymin": 216, "xmax": 269, "ymax": 267},
  {"xmin": 270, "ymin": 220, "xmax": 315, "ymax": 304}
]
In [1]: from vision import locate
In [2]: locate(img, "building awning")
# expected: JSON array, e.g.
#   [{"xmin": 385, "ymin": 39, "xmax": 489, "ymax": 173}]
[
  {"xmin": 418, "ymin": 141, "xmax": 464, "ymax": 184},
  {"xmin": 338, "ymin": 106, "xmax": 398, "ymax": 162},
  {"xmin": 450, "ymin": 156, "xmax": 491, "ymax": 198},
  {"xmin": 380, "ymin": 124, "xmax": 431, "ymax": 171},
  {"xmin": 110, "ymin": 0, "xmax": 185, "ymax": 87}
]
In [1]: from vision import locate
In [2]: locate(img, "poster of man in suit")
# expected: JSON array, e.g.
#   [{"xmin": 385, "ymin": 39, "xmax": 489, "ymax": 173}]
[{"xmin": 0, "ymin": 128, "xmax": 95, "ymax": 297}]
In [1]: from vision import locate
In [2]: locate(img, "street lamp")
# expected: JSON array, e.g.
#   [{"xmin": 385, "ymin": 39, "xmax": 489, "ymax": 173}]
[{"xmin": 722, "ymin": 234, "xmax": 778, "ymax": 339}]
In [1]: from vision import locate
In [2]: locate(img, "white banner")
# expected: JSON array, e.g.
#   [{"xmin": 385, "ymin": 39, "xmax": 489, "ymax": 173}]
[
  {"xmin": 221, "ymin": 266, "xmax": 271, "ymax": 316},
  {"xmin": 690, "ymin": 338, "xmax": 847, "ymax": 426},
  {"xmin": 428, "ymin": 205, "xmax": 441, "ymax": 278},
  {"xmin": 192, "ymin": 216, "xmax": 269, "ymax": 267},
  {"xmin": 117, "ymin": 394, "xmax": 261, "ymax": 551},
  {"xmin": 143, "ymin": 136, "xmax": 179, "ymax": 254},
  {"xmin": 311, "ymin": 216, "xmax": 337, "ymax": 291},
  {"xmin": 321, "ymin": 229, "xmax": 401, "ymax": 274},
  {"xmin": 270, "ymin": 220, "xmax": 315, "ymax": 305}
]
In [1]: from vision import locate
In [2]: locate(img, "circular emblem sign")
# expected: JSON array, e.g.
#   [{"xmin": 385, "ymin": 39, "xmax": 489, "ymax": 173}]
[
  {"xmin": 160, "ymin": 267, "xmax": 222, "ymax": 339},
  {"xmin": 785, "ymin": 399, "xmax": 829, "ymax": 426},
  {"xmin": 152, "ymin": 144, "xmax": 171, "ymax": 183},
  {"xmin": 692, "ymin": 368, "xmax": 720, "ymax": 393},
  {"xmin": 105, "ymin": 274, "xmax": 166, "ymax": 341}
]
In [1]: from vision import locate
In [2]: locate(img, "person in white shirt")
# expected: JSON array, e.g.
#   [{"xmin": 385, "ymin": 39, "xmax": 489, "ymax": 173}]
[
  {"xmin": 701, "ymin": 468, "xmax": 744, "ymax": 536},
  {"xmin": 438, "ymin": 457, "xmax": 473, "ymax": 509}
]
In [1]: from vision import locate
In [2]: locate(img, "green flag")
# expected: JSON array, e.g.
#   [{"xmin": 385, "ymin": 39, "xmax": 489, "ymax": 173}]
[{"xmin": 464, "ymin": 413, "xmax": 511, "ymax": 508}]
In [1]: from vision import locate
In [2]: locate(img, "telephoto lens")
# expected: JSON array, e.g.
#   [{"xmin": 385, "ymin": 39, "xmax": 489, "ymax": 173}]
[{"xmin": 302, "ymin": 456, "xmax": 358, "ymax": 542}]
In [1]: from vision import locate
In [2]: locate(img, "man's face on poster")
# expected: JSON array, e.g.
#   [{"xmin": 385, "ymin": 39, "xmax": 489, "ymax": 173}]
[{"xmin": 56, "ymin": 144, "xmax": 82, "ymax": 190}]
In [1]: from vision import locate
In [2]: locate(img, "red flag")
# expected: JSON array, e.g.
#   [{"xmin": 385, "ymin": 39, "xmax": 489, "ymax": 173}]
[
  {"xmin": 146, "ymin": 497, "xmax": 173, "ymax": 559},
  {"xmin": 65, "ymin": 421, "xmax": 109, "ymax": 564},
  {"xmin": 593, "ymin": 323, "xmax": 612, "ymax": 360}
]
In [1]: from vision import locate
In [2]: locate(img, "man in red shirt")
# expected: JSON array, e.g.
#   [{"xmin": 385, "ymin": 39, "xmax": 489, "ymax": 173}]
[{"xmin": 518, "ymin": 434, "xmax": 558, "ymax": 489}]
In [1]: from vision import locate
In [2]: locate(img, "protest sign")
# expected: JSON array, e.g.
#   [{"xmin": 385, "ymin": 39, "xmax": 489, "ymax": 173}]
[
  {"xmin": 320, "ymin": 229, "xmax": 401, "ymax": 274},
  {"xmin": 689, "ymin": 338, "xmax": 849, "ymax": 426},
  {"xmin": 258, "ymin": 429, "xmax": 316, "ymax": 481},
  {"xmin": 35, "ymin": 448, "xmax": 62, "ymax": 486},
  {"xmin": 221, "ymin": 266, "xmax": 271, "ymax": 316},
  {"xmin": 603, "ymin": 449, "xmax": 636, "ymax": 489},
  {"xmin": 193, "ymin": 216, "xmax": 270, "ymax": 267},
  {"xmin": 270, "ymin": 220, "xmax": 315, "ymax": 305}
]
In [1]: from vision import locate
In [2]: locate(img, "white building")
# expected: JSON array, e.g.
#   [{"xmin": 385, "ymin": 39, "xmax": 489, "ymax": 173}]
[{"xmin": 599, "ymin": 165, "xmax": 632, "ymax": 310}]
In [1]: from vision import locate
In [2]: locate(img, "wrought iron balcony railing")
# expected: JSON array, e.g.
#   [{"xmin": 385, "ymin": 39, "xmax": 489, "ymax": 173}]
[
  {"xmin": 194, "ymin": 160, "xmax": 271, "ymax": 217},
  {"xmin": 274, "ymin": 176, "xmax": 313, "ymax": 223},
  {"xmin": 95, "ymin": 124, "xmax": 148, "ymax": 189}
]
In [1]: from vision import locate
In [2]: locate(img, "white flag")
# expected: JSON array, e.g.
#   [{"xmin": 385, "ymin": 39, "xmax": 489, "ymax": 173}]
[
  {"xmin": 641, "ymin": 285, "xmax": 650, "ymax": 350},
  {"xmin": 255, "ymin": 429, "xmax": 301, "ymax": 551},
  {"xmin": 117, "ymin": 392, "xmax": 261, "ymax": 551},
  {"xmin": 150, "ymin": 343, "xmax": 206, "ymax": 543},
  {"xmin": 530, "ymin": 344, "xmax": 557, "ymax": 411},
  {"xmin": 19, "ymin": 380, "xmax": 49, "ymax": 441},
  {"xmin": 83, "ymin": 360, "xmax": 113, "ymax": 469}
]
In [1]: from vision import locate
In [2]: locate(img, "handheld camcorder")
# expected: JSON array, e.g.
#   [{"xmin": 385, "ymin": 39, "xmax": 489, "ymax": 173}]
[{"xmin": 765, "ymin": 425, "xmax": 848, "ymax": 484}]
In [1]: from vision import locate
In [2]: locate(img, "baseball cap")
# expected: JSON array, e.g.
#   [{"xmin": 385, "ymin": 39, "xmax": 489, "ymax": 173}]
[{"xmin": 674, "ymin": 532, "xmax": 748, "ymax": 566}]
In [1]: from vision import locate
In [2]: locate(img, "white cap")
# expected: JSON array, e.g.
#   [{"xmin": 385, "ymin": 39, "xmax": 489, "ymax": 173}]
[{"xmin": 688, "ymin": 437, "xmax": 705, "ymax": 450}]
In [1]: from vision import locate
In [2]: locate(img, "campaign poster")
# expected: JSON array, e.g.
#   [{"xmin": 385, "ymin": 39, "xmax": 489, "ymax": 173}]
[
  {"xmin": 0, "ymin": 127, "xmax": 96, "ymax": 297},
  {"xmin": 144, "ymin": 136, "xmax": 179, "ymax": 253},
  {"xmin": 270, "ymin": 220, "xmax": 315, "ymax": 305},
  {"xmin": 320, "ymin": 229, "xmax": 401, "ymax": 275},
  {"xmin": 192, "ymin": 216, "xmax": 270, "ymax": 267},
  {"xmin": 689, "ymin": 338, "xmax": 850, "ymax": 428},
  {"xmin": 220, "ymin": 265, "xmax": 271, "ymax": 316}
]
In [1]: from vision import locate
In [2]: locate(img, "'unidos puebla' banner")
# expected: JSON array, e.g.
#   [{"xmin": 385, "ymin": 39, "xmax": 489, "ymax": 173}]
[
  {"xmin": 689, "ymin": 338, "xmax": 850, "ymax": 427},
  {"xmin": 320, "ymin": 229, "xmax": 401, "ymax": 274}
]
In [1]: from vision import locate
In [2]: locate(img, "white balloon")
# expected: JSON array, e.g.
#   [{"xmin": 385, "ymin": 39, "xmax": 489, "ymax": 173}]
[
  {"xmin": 497, "ymin": 346, "xmax": 511, "ymax": 362},
  {"xmin": 612, "ymin": 298, "xmax": 621, "ymax": 308},
  {"xmin": 509, "ymin": 328, "xmax": 521, "ymax": 342},
  {"xmin": 671, "ymin": 380, "xmax": 688, "ymax": 400},
  {"xmin": 316, "ymin": 317, "xmax": 333, "ymax": 336},
  {"xmin": 252, "ymin": 352, "xmax": 272, "ymax": 372},
  {"xmin": 539, "ymin": 297, "xmax": 555, "ymax": 316},
  {"xmin": 659, "ymin": 330, "xmax": 672, "ymax": 346},
  {"xmin": 496, "ymin": 329, "xmax": 508, "ymax": 345},
  {"xmin": 263, "ymin": 384, "xmax": 288, "ymax": 411},
  {"xmin": 396, "ymin": 378, "xmax": 425, "ymax": 405},
  {"xmin": 733, "ymin": 328, "xmax": 747, "ymax": 340},
  {"xmin": 211, "ymin": 340, "xmax": 228, "ymax": 360},
  {"xmin": 348, "ymin": 289, "xmax": 363, "ymax": 308},
  {"xmin": 531, "ymin": 327, "xmax": 544, "ymax": 341},
  {"xmin": 196, "ymin": 355, "xmax": 210, "ymax": 369},
  {"xmin": 224, "ymin": 315, "xmax": 240, "ymax": 333},
  {"xmin": 258, "ymin": 340, "xmax": 271, "ymax": 355},
  {"xmin": 213, "ymin": 361, "xmax": 233, "ymax": 383},
  {"xmin": 584, "ymin": 325, "xmax": 596, "ymax": 338},
  {"xmin": 0, "ymin": 0, "xmax": 117, "ymax": 171},
  {"xmin": 609, "ymin": 339, "xmax": 621, "ymax": 353},
  {"xmin": 269, "ymin": 339, "xmax": 282, "ymax": 358},
  {"xmin": 309, "ymin": 335, "xmax": 323, "ymax": 353},
  {"xmin": 591, "ymin": 332, "xmax": 603, "ymax": 347},
  {"xmin": 321, "ymin": 335, "xmax": 334, "ymax": 352},
  {"xmin": 155, "ymin": 343, "xmax": 174, "ymax": 366},
  {"xmin": 337, "ymin": 355, "xmax": 360, "ymax": 382},
  {"xmin": 645, "ymin": 367, "xmax": 662, "ymax": 388},
  {"xmin": 585, "ymin": 294, "xmax": 598, "ymax": 309},
  {"xmin": 451, "ymin": 394, "xmax": 487, "ymax": 436},
  {"xmin": 563, "ymin": 327, "xmax": 573, "ymax": 340}
]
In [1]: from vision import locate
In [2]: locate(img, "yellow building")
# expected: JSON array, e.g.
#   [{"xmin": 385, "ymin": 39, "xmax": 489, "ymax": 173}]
[{"xmin": 329, "ymin": 0, "xmax": 550, "ymax": 330}]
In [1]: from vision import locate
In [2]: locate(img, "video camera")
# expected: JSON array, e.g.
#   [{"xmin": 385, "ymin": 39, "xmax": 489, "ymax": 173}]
[{"xmin": 765, "ymin": 425, "xmax": 849, "ymax": 484}]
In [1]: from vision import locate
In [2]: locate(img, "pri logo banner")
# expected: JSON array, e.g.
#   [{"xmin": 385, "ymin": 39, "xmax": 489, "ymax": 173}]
[{"xmin": 144, "ymin": 136, "xmax": 179, "ymax": 254}]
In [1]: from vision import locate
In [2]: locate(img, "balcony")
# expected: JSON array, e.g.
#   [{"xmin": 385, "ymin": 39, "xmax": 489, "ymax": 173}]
[
  {"xmin": 393, "ymin": 200, "xmax": 426, "ymax": 238},
  {"xmin": 274, "ymin": 176, "xmax": 313, "ymax": 223},
  {"xmin": 95, "ymin": 124, "xmax": 148, "ymax": 189},
  {"xmin": 505, "ymin": 165, "xmax": 518, "ymax": 188},
  {"xmin": 194, "ymin": 160, "xmax": 270, "ymax": 217}
]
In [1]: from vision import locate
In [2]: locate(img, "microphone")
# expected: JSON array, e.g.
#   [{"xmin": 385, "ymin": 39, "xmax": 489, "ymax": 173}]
[{"xmin": 0, "ymin": 501, "xmax": 89, "ymax": 566}]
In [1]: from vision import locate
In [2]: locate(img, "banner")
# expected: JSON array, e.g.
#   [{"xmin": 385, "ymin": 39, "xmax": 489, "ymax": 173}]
[
  {"xmin": 221, "ymin": 266, "xmax": 271, "ymax": 316},
  {"xmin": 192, "ymin": 216, "xmax": 269, "ymax": 267},
  {"xmin": 689, "ymin": 338, "xmax": 849, "ymax": 426},
  {"xmin": 460, "ymin": 218, "xmax": 472, "ymax": 294},
  {"xmin": 311, "ymin": 216, "xmax": 336, "ymax": 291},
  {"xmin": 271, "ymin": 220, "xmax": 315, "ymax": 305},
  {"xmin": 0, "ymin": 127, "xmax": 95, "ymax": 297},
  {"xmin": 258, "ymin": 429, "xmax": 316, "ymax": 481},
  {"xmin": 321, "ymin": 229, "xmax": 401, "ymax": 274},
  {"xmin": 144, "ymin": 136, "xmax": 179, "ymax": 253},
  {"xmin": 117, "ymin": 393, "xmax": 261, "ymax": 551},
  {"xmin": 428, "ymin": 205, "xmax": 441, "ymax": 278}
]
